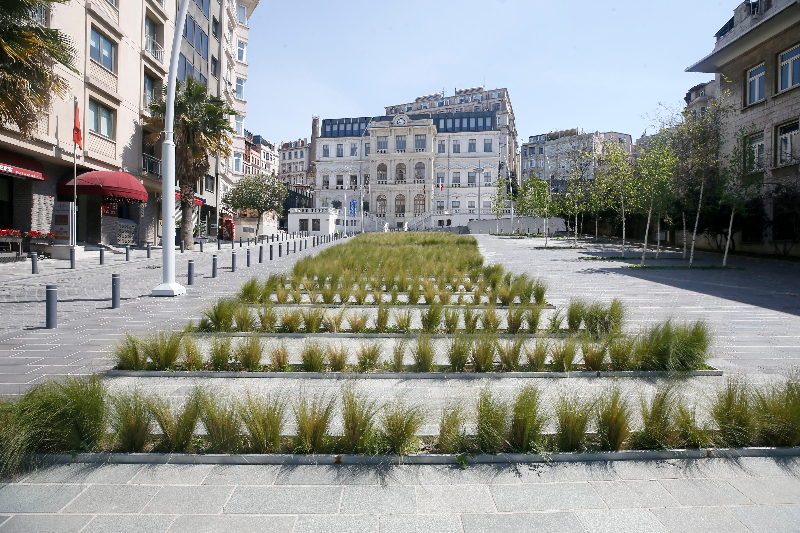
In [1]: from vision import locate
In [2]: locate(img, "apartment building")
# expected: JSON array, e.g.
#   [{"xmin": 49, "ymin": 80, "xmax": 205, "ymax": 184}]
[
  {"xmin": 684, "ymin": 79, "xmax": 719, "ymax": 120},
  {"xmin": 279, "ymin": 139, "xmax": 311, "ymax": 187},
  {"xmin": 253, "ymin": 135, "xmax": 279, "ymax": 175},
  {"xmin": 687, "ymin": 0, "xmax": 800, "ymax": 252}
]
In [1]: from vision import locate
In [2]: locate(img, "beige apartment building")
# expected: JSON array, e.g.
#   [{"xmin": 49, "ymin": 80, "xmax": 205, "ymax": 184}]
[
  {"xmin": 0, "ymin": 0, "xmax": 257, "ymax": 246},
  {"xmin": 279, "ymin": 139, "xmax": 311, "ymax": 187},
  {"xmin": 687, "ymin": 0, "xmax": 800, "ymax": 254}
]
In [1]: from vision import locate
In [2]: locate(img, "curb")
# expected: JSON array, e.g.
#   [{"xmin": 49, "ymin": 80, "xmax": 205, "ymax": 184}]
[
  {"xmin": 183, "ymin": 332, "xmax": 576, "ymax": 339},
  {"xmin": 105, "ymin": 369, "xmax": 723, "ymax": 379},
  {"xmin": 34, "ymin": 447, "xmax": 800, "ymax": 466}
]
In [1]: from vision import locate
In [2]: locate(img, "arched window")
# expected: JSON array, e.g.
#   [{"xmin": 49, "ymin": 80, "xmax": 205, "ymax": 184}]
[
  {"xmin": 395, "ymin": 194, "xmax": 406, "ymax": 214},
  {"xmin": 377, "ymin": 195, "xmax": 387, "ymax": 214},
  {"xmin": 395, "ymin": 163, "xmax": 406, "ymax": 182},
  {"xmin": 414, "ymin": 194, "xmax": 425, "ymax": 214},
  {"xmin": 377, "ymin": 163, "xmax": 387, "ymax": 181},
  {"xmin": 414, "ymin": 162, "xmax": 425, "ymax": 181}
]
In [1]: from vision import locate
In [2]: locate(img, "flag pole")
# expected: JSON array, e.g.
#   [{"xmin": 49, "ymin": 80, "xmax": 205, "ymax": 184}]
[{"xmin": 73, "ymin": 96, "xmax": 77, "ymax": 248}]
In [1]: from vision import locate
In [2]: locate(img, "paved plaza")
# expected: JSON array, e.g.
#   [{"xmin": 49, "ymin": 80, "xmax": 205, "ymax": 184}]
[{"xmin": 0, "ymin": 235, "xmax": 798, "ymax": 532}]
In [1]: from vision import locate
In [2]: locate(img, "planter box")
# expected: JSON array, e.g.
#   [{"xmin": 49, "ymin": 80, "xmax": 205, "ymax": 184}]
[{"xmin": 0, "ymin": 236, "xmax": 22, "ymax": 243}]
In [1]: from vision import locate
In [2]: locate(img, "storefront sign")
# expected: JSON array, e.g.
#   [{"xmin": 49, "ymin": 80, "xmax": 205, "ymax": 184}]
[
  {"xmin": 102, "ymin": 202, "xmax": 118, "ymax": 217},
  {"xmin": 52, "ymin": 201, "xmax": 72, "ymax": 243}
]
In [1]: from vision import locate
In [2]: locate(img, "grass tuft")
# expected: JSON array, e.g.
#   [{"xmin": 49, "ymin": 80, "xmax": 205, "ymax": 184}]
[
  {"xmin": 412, "ymin": 334, "xmax": 435, "ymax": 372},
  {"xmin": 209, "ymin": 335, "xmax": 232, "ymax": 371},
  {"xmin": 293, "ymin": 393, "xmax": 335, "ymax": 454},
  {"xmin": 476, "ymin": 387, "xmax": 508, "ymax": 453},
  {"xmin": 198, "ymin": 389, "xmax": 241, "ymax": 453},
  {"xmin": 555, "ymin": 394, "xmax": 592, "ymax": 452},
  {"xmin": 269, "ymin": 343, "xmax": 289, "ymax": 371},
  {"xmin": 471, "ymin": 334, "xmax": 496, "ymax": 372},
  {"xmin": 595, "ymin": 386, "xmax": 631, "ymax": 451},
  {"xmin": 147, "ymin": 392, "xmax": 200, "ymax": 453},
  {"xmin": 508, "ymin": 385, "xmax": 546, "ymax": 453},
  {"xmin": 141, "ymin": 330, "xmax": 183, "ymax": 370},
  {"xmin": 552, "ymin": 337, "xmax": 578, "ymax": 372},
  {"xmin": 632, "ymin": 384, "xmax": 675, "ymax": 450},
  {"xmin": 110, "ymin": 389, "xmax": 151, "ymax": 453},
  {"xmin": 447, "ymin": 335, "xmax": 471, "ymax": 372},
  {"xmin": 525, "ymin": 338, "xmax": 549, "ymax": 371},
  {"xmin": 497, "ymin": 336, "xmax": 524, "ymax": 372},
  {"xmin": 341, "ymin": 383, "xmax": 379, "ymax": 454},
  {"xmin": 710, "ymin": 377, "xmax": 756, "ymax": 448},
  {"xmin": 235, "ymin": 335, "xmax": 263, "ymax": 371},
  {"xmin": 356, "ymin": 341, "xmax": 381, "ymax": 372},
  {"xmin": 301, "ymin": 342, "xmax": 326, "ymax": 372},
  {"xmin": 238, "ymin": 392, "xmax": 285, "ymax": 453},
  {"xmin": 113, "ymin": 333, "xmax": 145, "ymax": 370},
  {"xmin": 438, "ymin": 402, "xmax": 467, "ymax": 454},
  {"xmin": 380, "ymin": 401, "xmax": 425, "ymax": 455}
]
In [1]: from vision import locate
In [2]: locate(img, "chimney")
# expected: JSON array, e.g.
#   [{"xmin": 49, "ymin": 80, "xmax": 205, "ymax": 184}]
[{"xmin": 308, "ymin": 116, "xmax": 320, "ymax": 178}]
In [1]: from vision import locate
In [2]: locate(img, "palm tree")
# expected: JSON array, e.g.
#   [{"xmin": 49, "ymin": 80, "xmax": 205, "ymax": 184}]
[
  {"xmin": 144, "ymin": 77, "xmax": 236, "ymax": 249},
  {"xmin": 0, "ymin": 0, "xmax": 77, "ymax": 136}
]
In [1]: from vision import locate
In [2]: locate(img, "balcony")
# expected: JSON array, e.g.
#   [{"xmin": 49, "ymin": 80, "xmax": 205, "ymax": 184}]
[
  {"xmin": 396, "ymin": 149, "xmax": 406, "ymax": 153},
  {"xmin": 415, "ymin": 148, "xmax": 426, "ymax": 153},
  {"xmin": 376, "ymin": 149, "xmax": 387, "ymax": 154},
  {"xmin": 142, "ymin": 154, "xmax": 162, "ymax": 179},
  {"xmin": 414, "ymin": 179, "xmax": 425, "ymax": 184},
  {"xmin": 144, "ymin": 35, "xmax": 164, "ymax": 63}
]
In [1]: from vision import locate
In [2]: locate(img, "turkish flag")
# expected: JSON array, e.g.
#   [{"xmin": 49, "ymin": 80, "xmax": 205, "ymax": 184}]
[{"xmin": 73, "ymin": 100, "xmax": 82, "ymax": 150}]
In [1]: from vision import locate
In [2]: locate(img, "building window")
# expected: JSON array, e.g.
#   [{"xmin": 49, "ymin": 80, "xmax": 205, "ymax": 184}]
[
  {"xmin": 406, "ymin": 105, "xmax": 413, "ymax": 112},
  {"xmin": 88, "ymin": 99, "xmax": 114, "ymax": 138},
  {"xmin": 452, "ymin": 172, "xmax": 460, "ymax": 185},
  {"xmin": 778, "ymin": 121, "xmax": 799, "ymax": 165},
  {"xmin": 235, "ymin": 116, "xmax": 243, "ymax": 136},
  {"xmin": 747, "ymin": 133, "xmax": 765, "ymax": 170},
  {"xmin": 237, "ymin": 4, "xmax": 247, "ymax": 24},
  {"xmin": 89, "ymin": 27, "xmax": 115, "ymax": 71},
  {"xmin": 322, "ymin": 145, "xmax": 329, "ymax": 157},
  {"xmin": 438, "ymin": 140, "xmax": 445, "ymax": 153},
  {"xmin": 350, "ymin": 143, "xmax": 357, "ymax": 156},
  {"xmin": 468, "ymin": 172, "xmax": 476, "ymax": 185},
  {"xmin": 336, "ymin": 175, "xmax": 344, "ymax": 187},
  {"xmin": 523, "ymin": 148, "xmax": 528, "ymax": 157},
  {"xmin": 211, "ymin": 16, "xmax": 219, "ymax": 37},
  {"xmin": 414, "ymin": 194, "xmax": 425, "ymax": 214},
  {"xmin": 395, "ymin": 194, "xmax": 405, "ymax": 214},
  {"xmin": 396, "ymin": 135, "xmax": 406, "ymax": 151},
  {"xmin": 237, "ymin": 40, "xmax": 246, "ymax": 62},
  {"xmin": 437, "ymin": 200, "xmax": 445, "ymax": 211},
  {"xmin": 415, "ymin": 134, "xmax": 426, "ymax": 150},
  {"xmin": 377, "ymin": 136, "xmax": 388, "ymax": 150},
  {"xmin": 492, "ymin": 103, "xmax": 500, "ymax": 111},
  {"xmin": 377, "ymin": 163, "xmax": 387, "ymax": 181},
  {"xmin": 468, "ymin": 200, "xmax": 475, "ymax": 210},
  {"xmin": 312, "ymin": 219, "xmax": 320, "ymax": 231},
  {"xmin": 395, "ymin": 163, "xmax": 406, "ymax": 182},
  {"xmin": 322, "ymin": 176, "xmax": 329, "ymax": 188},
  {"xmin": 377, "ymin": 195, "xmax": 387, "ymax": 213},
  {"xmin": 484, "ymin": 139, "xmax": 492, "ymax": 152},
  {"xmin": 234, "ymin": 152, "xmax": 242, "ymax": 172},
  {"xmin": 235, "ymin": 77, "xmax": 244, "ymax": 99},
  {"xmin": 484, "ymin": 172, "xmax": 491, "ymax": 184},
  {"xmin": 210, "ymin": 56, "xmax": 218, "ymax": 77},
  {"xmin": 453, "ymin": 140, "xmax": 460, "ymax": 153},
  {"xmin": 350, "ymin": 175, "xmax": 357, "ymax": 187},
  {"xmin": 143, "ymin": 73, "xmax": 157, "ymax": 107},
  {"xmin": 336, "ymin": 144, "xmax": 343, "ymax": 157},
  {"xmin": 780, "ymin": 45, "xmax": 800, "ymax": 92},
  {"xmin": 468, "ymin": 139, "xmax": 476, "ymax": 152},
  {"xmin": 414, "ymin": 162, "xmax": 425, "ymax": 181},
  {"xmin": 436, "ymin": 172, "xmax": 444, "ymax": 186},
  {"xmin": 451, "ymin": 201, "xmax": 460, "ymax": 208},
  {"xmin": 365, "ymin": 143, "xmax": 370, "ymax": 155},
  {"xmin": 747, "ymin": 64, "xmax": 765, "ymax": 104},
  {"xmin": 483, "ymin": 200, "xmax": 492, "ymax": 209},
  {"xmin": 205, "ymin": 175, "xmax": 214, "ymax": 192}
]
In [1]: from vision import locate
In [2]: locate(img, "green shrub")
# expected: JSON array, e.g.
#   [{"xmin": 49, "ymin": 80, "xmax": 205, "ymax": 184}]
[
  {"xmin": 269, "ymin": 343, "xmax": 289, "ymax": 371},
  {"xmin": 281, "ymin": 309, "xmax": 303, "ymax": 333},
  {"xmin": 498, "ymin": 336, "xmax": 524, "ymax": 372},
  {"xmin": 375, "ymin": 304, "xmax": 390, "ymax": 333},
  {"xmin": 301, "ymin": 342, "xmax": 326, "ymax": 372},
  {"xmin": 595, "ymin": 386, "xmax": 631, "ymax": 451},
  {"xmin": 438, "ymin": 402, "xmax": 467, "ymax": 454},
  {"xmin": 447, "ymin": 335, "xmax": 471, "ymax": 372},
  {"xmin": 609, "ymin": 336, "xmax": 638, "ymax": 371},
  {"xmin": 421, "ymin": 303, "xmax": 443, "ymax": 333},
  {"xmin": 471, "ymin": 334, "xmax": 496, "ymax": 372},
  {"xmin": 506, "ymin": 305, "xmax": 524, "ymax": 334},
  {"xmin": 637, "ymin": 319, "xmax": 711, "ymax": 371},
  {"xmin": 198, "ymin": 390, "xmax": 241, "ymax": 453},
  {"xmin": 508, "ymin": 386, "xmax": 546, "ymax": 453},
  {"xmin": 710, "ymin": 378, "xmax": 756, "ymax": 448},
  {"xmin": 566, "ymin": 298, "xmax": 585, "ymax": 332},
  {"xmin": 443, "ymin": 307, "xmax": 459, "ymax": 334},
  {"xmin": 552, "ymin": 337, "xmax": 578, "ymax": 372},
  {"xmin": 380, "ymin": 401, "xmax": 425, "ymax": 455},
  {"xmin": 674, "ymin": 401, "xmax": 711, "ymax": 448},
  {"xmin": 755, "ymin": 374, "xmax": 800, "ymax": 447},
  {"xmin": 113, "ymin": 333, "xmax": 145, "ymax": 370},
  {"xmin": 632, "ymin": 384, "xmax": 676, "ymax": 450},
  {"xmin": 463, "ymin": 306, "xmax": 479, "ymax": 334},
  {"xmin": 209, "ymin": 335, "xmax": 232, "ymax": 371},
  {"xmin": 294, "ymin": 393, "xmax": 335, "ymax": 453},
  {"xmin": 238, "ymin": 392, "xmax": 285, "ymax": 453},
  {"xmin": 141, "ymin": 330, "xmax": 183, "ymax": 370},
  {"xmin": 523, "ymin": 306, "xmax": 543, "ymax": 334},
  {"xmin": 201, "ymin": 298, "xmax": 238, "ymax": 332},
  {"xmin": 257, "ymin": 304, "xmax": 278, "ymax": 332},
  {"xmin": 238, "ymin": 277, "xmax": 260, "ymax": 304},
  {"xmin": 480, "ymin": 306, "xmax": 501, "ymax": 333},
  {"xmin": 394, "ymin": 309, "xmax": 412, "ymax": 333},
  {"xmin": 476, "ymin": 387, "xmax": 507, "ymax": 453},
  {"xmin": 581, "ymin": 338, "xmax": 606, "ymax": 371},
  {"xmin": 356, "ymin": 342, "xmax": 381, "ymax": 372},
  {"xmin": 547, "ymin": 307, "xmax": 564, "ymax": 333},
  {"xmin": 341, "ymin": 383, "xmax": 379, "ymax": 454},
  {"xmin": 525, "ymin": 338, "xmax": 549, "ymax": 371},
  {"xmin": 110, "ymin": 389, "xmax": 151, "ymax": 453},
  {"xmin": 555, "ymin": 394, "xmax": 592, "ymax": 452},
  {"xmin": 146, "ymin": 392, "xmax": 199, "ymax": 453},
  {"xmin": 532, "ymin": 277, "xmax": 548, "ymax": 305},
  {"xmin": 235, "ymin": 335, "xmax": 263, "ymax": 371},
  {"xmin": 412, "ymin": 334, "xmax": 435, "ymax": 372},
  {"xmin": 392, "ymin": 340, "xmax": 406, "ymax": 372},
  {"xmin": 181, "ymin": 335, "xmax": 204, "ymax": 370},
  {"xmin": 301, "ymin": 307, "xmax": 324, "ymax": 333}
]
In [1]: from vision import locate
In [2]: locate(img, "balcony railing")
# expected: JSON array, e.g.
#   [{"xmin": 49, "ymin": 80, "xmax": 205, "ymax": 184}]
[
  {"xmin": 142, "ymin": 154, "xmax": 162, "ymax": 178},
  {"xmin": 145, "ymin": 35, "xmax": 164, "ymax": 63}
]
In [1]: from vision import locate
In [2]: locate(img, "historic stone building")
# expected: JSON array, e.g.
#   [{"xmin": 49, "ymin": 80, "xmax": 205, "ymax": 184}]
[{"xmin": 279, "ymin": 139, "xmax": 311, "ymax": 187}]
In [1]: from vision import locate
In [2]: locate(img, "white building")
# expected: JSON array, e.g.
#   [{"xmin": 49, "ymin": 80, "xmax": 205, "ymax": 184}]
[
  {"xmin": 279, "ymin": 139, "xmax": 311, "ymax": 187},
  {"xmin": 287, "ymin": 207, "xmax": 358, "ymax": 235}
]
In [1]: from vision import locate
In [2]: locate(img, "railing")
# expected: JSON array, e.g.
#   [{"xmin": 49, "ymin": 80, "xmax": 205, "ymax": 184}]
[
  {"xmin": 143, "ymin": 92, "xmax": 154, "ymax": 109},
  {"xmin": 145, "ymin": 35, "xmax": 164, "ymax": 63},
  {"xmin": 415, "ymin": 148, "xmax": 425, "ymax": 152},
  {"xmin": 89, "ymin": 59, "xmax": 118, "ymax": 92},
  {"xmin": 396, "ymin": 149, "xmax": 406, "ymax": 153},
  {"xmin": 376, "ymin": 149, "xmax": 387, "ymax": 154},
  {"xmin": 142, "ymin": 154, "xmax": 162, "ymax": 178},
  {"xmin": 414, "ymin": 179, "xmax": 425, "ymax": 184}
]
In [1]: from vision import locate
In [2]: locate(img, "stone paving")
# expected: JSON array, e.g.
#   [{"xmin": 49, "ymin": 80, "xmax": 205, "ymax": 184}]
[{"xmin": 0, "ymin": 457, "xmax": 798, "ymax": 532}]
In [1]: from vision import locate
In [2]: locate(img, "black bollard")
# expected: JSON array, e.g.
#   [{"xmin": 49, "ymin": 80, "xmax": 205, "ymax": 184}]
[
  {"xmin": 70, "ymin": 247, "xmax": 76, "ymax": 269},
  {"xmin": 100, "ymin": 248, "xmax": 104, "ymax": 265},
  {"xmin": 231, "ymin": 239, "xmax": 234, "ymax": 250},
  {"xmin": 217, "ymin": 239, "xmax": 221, "ymax": 250},
  {"xmin": 200, "ymin": 241, "xmax": 204, "ymax": 253},
  {"xmin": 147, "ymin": 244, "xmax": 151, "ymax": 258},
  {"xmin": 31, "ymin": 252, "xmax": 38, "ymax": 274},
  {"xmin": 247, "ymin": 248, "xmax": 251, "ymax": 267},
  {"xmin": 180, "ymin": 240, "xmax": 184, "ymax": 253},
  {"xmin": 239, "ymin": 237, "xmax": 242, "ymax": 247},
  {"xmin": 294, "ymin": 241, "xmax": 297, "ymax": 254},
  {"xmin": 247, "ymin": 237, "xmax": 250, "ymax": 246},
  {"xmin": 286, "ymin": 242, "xmax": 289, "ymax": 255},
  {"xmin": 45, "ymin": 284, "xmax": 57, "ymax": 329},
  {"xmin": 270, "ymin": 244, "xmax": 273, "ymax": 260},
  {"xmin": 259, "ymin": 245, "xmax": 263, "ymax": 263},
  {"xmin": 187, "ymin": 260, "xmax": 194, "ymax": 285},
  {"xmin": 212, "ymin": 254, "xmax": 218, "ymax": 278},
  {"xmin": 278, "ymin": 244, "xmax": 282, "ymax": 258},
  {"xmin": 111, "ymin": 273, "xmax": 120, "ymax": 309},
  {"xmin": 232, "ymin": 251, "xmax": 236, "ymax": 272},
  {"xmin": 126, "ymin": 245, "xmax": 130, "ymax": 261}
]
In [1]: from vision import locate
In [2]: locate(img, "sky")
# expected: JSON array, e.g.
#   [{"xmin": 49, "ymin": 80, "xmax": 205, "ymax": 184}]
[{"xmin": 243, "ymin": 0, "xmax": 736, "ymax": 147}]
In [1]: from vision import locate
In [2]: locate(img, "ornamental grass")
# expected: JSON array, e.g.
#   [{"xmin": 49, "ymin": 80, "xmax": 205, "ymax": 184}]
[
  {"xmin": 238, "ymin": 392, "xmax": 285, "ymax": 453},
  {"xmin": 110, "ymin": 389, "xmax": 151, "ymax": 453},
  {"xmin": 141, "ymin": 330, "xmax": 183, "ymax": 370},
  {"xmin": 293, "ymin": 393, "xmax": 335, "ymax": 454},
  {"xmin": 341, "ymin": 383, "xmax": 379, "ymax": 454},
  {"xmin": 476, "ymin": 387, "xmax": 508, "ymax": 453},
  {"xmin": 268, "ymin": 343, "xmax": 289, "ymax": 371},
  {"xmin": 380, "ymin": 400, "xmax": 425, "ymax": 455},
  {"xmin": 438, "ymin": 402, "xmax": 467, "ymax": 454}
]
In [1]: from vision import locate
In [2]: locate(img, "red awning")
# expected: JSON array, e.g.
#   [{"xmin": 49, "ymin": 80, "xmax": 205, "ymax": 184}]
[
  {"xmin": 0, "ymin": 151, "xmax": 46, "ymax": 180},
  {"xmin": 57, "ymin": 171, "xmax": 148, "ymax": 202},
  {"xmin": 175, "ymin": 191, "xmax": 204, "ymax": 206}
]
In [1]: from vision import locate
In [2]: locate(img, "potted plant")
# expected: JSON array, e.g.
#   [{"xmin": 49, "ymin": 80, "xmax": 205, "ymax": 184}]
[
  {"xmin": 25, "ymin": 230, "xmax": 56, "ymax": 245},
  {"xmin": 0, "ymin": 229, "xmax": 23, "ymax": 256}
]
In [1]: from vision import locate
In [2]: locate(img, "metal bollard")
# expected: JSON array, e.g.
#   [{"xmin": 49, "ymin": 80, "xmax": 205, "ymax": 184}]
[
  {"xmin": 200, "ymin": 241, "xmax": 204, "ymax": 253},
  {"xmin": 247, "ymin": 248, "xmax": 251, "ymax": 267},
  {"xmin": 231, "ymin": 239, "xmax": 234, "ymax": 250},
  {"xmin": 111, "ymin": 273, "xmax": 120, "ymax": 309},
  {"xmin": 180, "ymin": 240, "xmax": 184, "ymax": 253},
  {"xmin": 278, "ymin": 244, "xmax": 282, "ymax": 257},
  {"xmin": 46, "ymin": 284, "xmax": 57, "ymax": 328},
  {"xmin": 232, "ymin": 251, "xmax": 236, "ymax": 272},
  {"xmin": 100, "ymin": 248, "xmax": 104, "ymax": 265},
  {"xmin": 239, "ymin": 237, "xmax": 242, "ymax": 247},
  {"xmin": 70, "ymin": 247, "xmax": 76, "ymax": 269},
  {"xmin": 294, "ymin": 241, "xmax": 297, "ymax": 254},
  {"xmin": 218, "ymin": 239, "xmax": 221, "ymax": 250},
  {"xmin": 212, "ymin": 255, "xmax": 218, "ymax": 278},
  {"xmin": 125, "ymin": 245, "xmax": 130, "ymax": 261},
  {"xmin": 286, "ymin": 242, "xmax": 289, "ymax": 255},
  {"xmin": 247, "ymin": 237, "xmax": 250, "ymax": 246},
  {"xmin": 259, "ymin": 245, "xmax": 263, "ymax": 263},
  {"xmin": 147, "ymin": 244, "xmax": 151, "ymax": 258},
  {"xmin": 187, "ymin": 260, "xmax": 194, "ymax": 285},
  {"xmin": 270, "ymin": 244, "xmax": 273, "ymax": 260},
  {"xmin": 305, "ymin": 239, "xmax": 308, "ymax": 250},
  {"xmin": 31, "ymin": 252, "xmax": 38, "ymax": 274}
]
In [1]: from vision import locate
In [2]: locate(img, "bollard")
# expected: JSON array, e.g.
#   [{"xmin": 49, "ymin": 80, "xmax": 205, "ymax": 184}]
[
  {"xmin": 278, "ymin": 244, "xmax": 282, "ymax": 258},
  {"xmin": 248, "ymin": 237, "xmax": 250, "ymax": 246},
  {"xmin": 286, "ymin": 242, "xmax": 289, "ymax": 255},
  {"xmin": 299, "ymin": 240, "xmax": 302, "ymax": 252},
  {"xmin": 180, "ymin": 240, "xmax": 184, "ymax": 253},
  {"xmin": 305, "ymin": 239, "xmax": 308, "ymax": 250},
  {"xmin": 247, "ymin": 248, "xmax": 251, "ymax": 267},
  {"xmin": 218, "ymin": 239, "xmax": 221, "ymax": 250},
  {"xmin": 232, "ymin": 251, "xmax": 236, "ymax": 272},
  {"xmin": 259, "ymin": 245, "xmax": 263, "ymax": 263},
  {"xmin": 270, "ymin": 244, "xmax": 273, "ymax": 260},
  {"xmin": 147, "ymin": 244, "xmax": 151, "ymax": 258},
  {"xmin": 126, "ymin": 245, "xmax": 130, "ymax": 261},
  {"xmin": 239, "ymin": 237, "xmax": 242, "ymax": 248},
  {"xmin": 187, "ymin": 260, "xmax": 194, "ymax": 285},
  {"xmin": 200, "ymin": 241, "xmax": 204, "ymax": 253},
  {"xmin": 30, "ymin": 252, "xmax": 38, "ymax": 274},
  {"xmin": 232, "ymin": 239, "xmax": 235, "ymax": 250},
  {"xmin": 100, "ymin": 248, "xmax": 104, "ymax": 265},
  {"xmin": 111, "ymin": 273, "xmax": 120, "ymax": 309},
  {"xmin": 212, "ymin": 255, "xmax": 218, "ymax": 278},
  {"xmin": 45, "ymin": 284, "xmax": 57, "ymax": 328},
  {"xmin": 294, "ymin": 241, "xmax": 297, "ymax": 254},
  {"xmin": 70, "ymin": 247, "xmax": 76, "ymax": 269}
]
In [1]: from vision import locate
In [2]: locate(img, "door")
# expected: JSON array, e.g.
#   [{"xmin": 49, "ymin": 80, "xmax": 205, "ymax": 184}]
[{"xmin": 0, "ymin": 177, "xmax": 11, "ymax": 229}]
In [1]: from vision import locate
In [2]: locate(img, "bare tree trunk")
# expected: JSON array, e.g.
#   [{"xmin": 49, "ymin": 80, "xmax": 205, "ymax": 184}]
[
  {"xmin": 682, "ymin": 212, "xmax": 687, "ymax": 258},
  {"xmin": 544, "ymin": 213, "xmax": 548, "ymax": 247},
  {"xmin": 656, "ymin": 216, "xmax": 661, "ymax": 259},
  {"xmin": 689, "ymin": 180, "xmax": 705, "ymax": 268},
  {"xmin": 621, "ymin": 195, "xmax": 626, "ymax": 258},
  {"xmin": 181, "ymin": 201, "xmax": 194, "ymax": 250},
  {"xmin": 574, "ymin": 212, "xmax": 578, "ymax": 247},
  {"xmin": 580, "ymin": 213, "xmax": 583, "ymax": 236},
  {"xmin": 641, "ymin": 200, "xmax": 653, "ymax": 266},
  {"xmin": 723, "ymin": 207, "xmax": 735, "ymax": 267},
  {"xmin": 595, "ymin": 218, "xmax": 598, "ymax": 240}
]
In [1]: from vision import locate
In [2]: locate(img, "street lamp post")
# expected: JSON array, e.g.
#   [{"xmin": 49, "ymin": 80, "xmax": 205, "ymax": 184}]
[{"xmin": 152, "ymin": 0, "xmax": 191, "ymax": 297}]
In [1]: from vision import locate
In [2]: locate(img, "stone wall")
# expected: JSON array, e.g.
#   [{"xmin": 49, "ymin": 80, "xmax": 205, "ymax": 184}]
[
  {"xmin": 30, "ymin": 178, "xmax": 56, "ymax": 232},
  {"xmin": 11, "ymin": 178, "xmax": 31, "ymax": 231}
]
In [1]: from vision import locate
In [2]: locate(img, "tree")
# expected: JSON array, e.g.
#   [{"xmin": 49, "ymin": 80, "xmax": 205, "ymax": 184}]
[
  {"xmin": 634, "ymin": 135, "xmax": 677, "ymax": 266},
  {"xmin": 145, "ymin": 77, "xmax": 236, "ymax": 249},
  {"xmin": 222, "ymin": 173, "xmax": 288, "ymax": 237},
  {"xmin": 0, "ymin": 0, "xmax": 77, "ymax": 136},
  {"xmin": 491, "ymin": 176, "xmax": 508, "ymax": 233},
  {"xmin": 595, "ymin": 140, "xmax": 636, "ymax": 257},
  {"xmin": 562, "ymin": 146, "xmax": 594, "ymax": 246},
  {"xmin": 516, "ymin": 174, "xmax": 550, "ymax": 236}
]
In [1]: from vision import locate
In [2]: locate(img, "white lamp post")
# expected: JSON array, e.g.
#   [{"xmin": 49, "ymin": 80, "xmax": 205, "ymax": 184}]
[{"xmin": 152, "ymin": 0, "xmax": 191, "ymax": 297}]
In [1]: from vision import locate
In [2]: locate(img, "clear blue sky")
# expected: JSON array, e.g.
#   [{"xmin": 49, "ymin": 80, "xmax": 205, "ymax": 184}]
[{"xmin": 244, "ymin": 0, "xmax": 734, "ymax": 146}]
